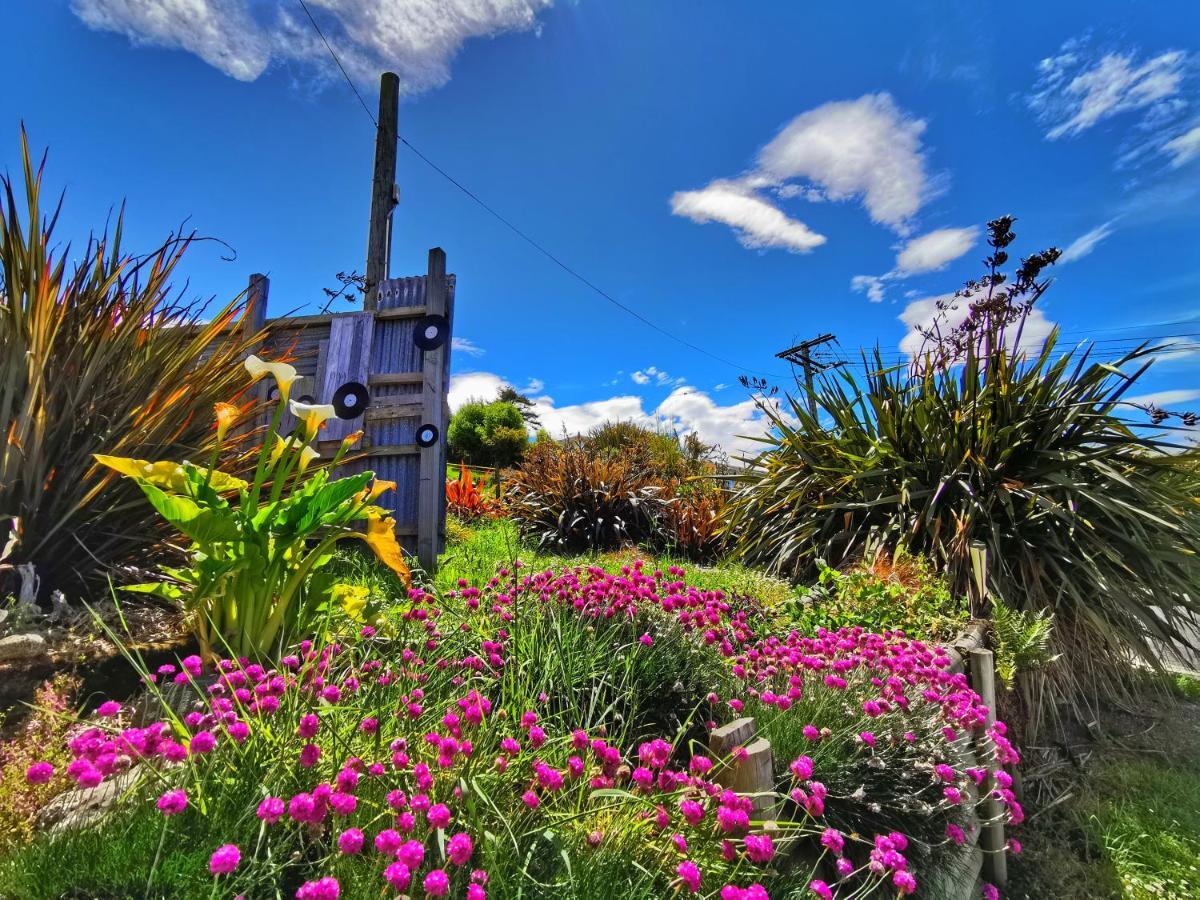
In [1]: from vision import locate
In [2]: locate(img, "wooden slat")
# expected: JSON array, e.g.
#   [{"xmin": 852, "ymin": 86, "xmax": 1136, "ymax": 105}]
[
  {"xmin": 317, "ymin": 313, "xmax": 374, "ymax": 442},
  {"xmin": 374, "ymin": 305, "xmax": 428, "ymax": 321},
  {"xmin": 365, "ymin": 444, "xmax": 419, "ymax": 457},
  {"xmin": 364, "ymin": 398, "xmax": 423, "ymax": 422},
  {"xmin": 369, "ymin": 372, "xmax": 424, "ymax": 386},
  {"xmin": 417, "ymin": 248, "xmax": 450, "ymax": 573}
]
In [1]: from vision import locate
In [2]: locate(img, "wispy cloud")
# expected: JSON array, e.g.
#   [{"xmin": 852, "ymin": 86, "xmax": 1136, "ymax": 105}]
[
  {"xmin": 70, "ymin": 0, "xmax": 554, "ymax": 93},
  {"xmin": 898, "ymin": 289, "xmax": 1057, "ymax": 359},
  {"xmin": 452, "ymin": 336, "xmax": 486, "ymax": 357},
  {"xmin": 1124, "ymin": 388, "xmax": 1200, "ymax": 407},
  {"xmin": 1163, "ymin": 125, "xmax": 1200, "ymax": 168},
  {"xmin": 1059, "ymin": 221, "xmax": 1117, "ymax": 264},
  {"xmin": 672, "ymin": 93, "xmax": 939, "ymax": 253},
  {"xmin": 630, "ymin": 366, "xmax": 684, "ymax": 387},
  {"xmin": 851, "ymin": 225, "xmax": 978, "ymax": 303}
]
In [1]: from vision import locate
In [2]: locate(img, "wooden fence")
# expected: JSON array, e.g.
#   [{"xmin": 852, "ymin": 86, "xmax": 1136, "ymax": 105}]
[{"xmin": 241, "ymin": 248, "xmax": 455, "ymax": 574}]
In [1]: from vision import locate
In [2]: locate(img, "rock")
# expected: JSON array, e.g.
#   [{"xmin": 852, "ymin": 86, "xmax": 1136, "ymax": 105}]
[
  {"xmin": 0, "ymin": 632, "xmax": 48, "ymax": 661},
  {"xmin": 35, "ymin": 766, "xmax": 143, "ymax": 834}
]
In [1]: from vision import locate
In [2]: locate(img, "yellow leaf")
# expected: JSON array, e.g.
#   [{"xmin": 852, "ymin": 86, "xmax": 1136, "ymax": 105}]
[
  {"xmin": 359, "ymin": 514, "xmax": 412, "ymax": 586},
  {"xmin": 93, "ymin": 454, "xmax": 248, "ymax": 494}
]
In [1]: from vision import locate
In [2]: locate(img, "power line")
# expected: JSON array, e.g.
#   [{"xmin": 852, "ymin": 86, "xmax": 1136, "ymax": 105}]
[{"xmin": 294, "ymin": 1, "xmax": 781, "ymax": 378}]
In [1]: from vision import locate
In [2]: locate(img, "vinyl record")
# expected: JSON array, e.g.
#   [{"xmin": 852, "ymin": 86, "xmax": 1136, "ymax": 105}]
[
  {"xmin": 415, "ymin": 423, "xmax": 439, "ymax": 447},
  {"xmin": 296, "ymin": 394, "xmax": 315, "ymax": 405},
  {"xmin": 414, "ymin": 314, "xmax": 450, "ymax": 351},
  {"xmin": 331, "ymin": 381, "xmax": 370, "ymax": 420}
]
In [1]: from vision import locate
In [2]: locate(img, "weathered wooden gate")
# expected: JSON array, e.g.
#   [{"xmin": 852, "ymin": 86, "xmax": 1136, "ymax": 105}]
[{"xmin": 242, "ymin": 248, "xmax": 454, "ymax": 573}]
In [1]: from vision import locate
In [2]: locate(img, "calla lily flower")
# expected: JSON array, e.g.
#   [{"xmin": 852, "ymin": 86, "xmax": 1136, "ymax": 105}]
[
  {"xmin": 297, "ymin": 445, "xmax": 321, "ymax": 473},
  {"xmin": 244, "ymin": 355, "xmax": 298, "ymax": 401},
  {"xmin": 289, "ymin": 400, "xmax": 336, "ymax": 436},
  {"xmin": 270, "ymin": 434, "xmax": 296, "ymax": 464},
  {"xmin": 366, "ymin": 478, "xmax": 397, "ymax": 501},
  {"xmin": 213, "ymin": 402, "xmax": 240, "ymax": 442}
]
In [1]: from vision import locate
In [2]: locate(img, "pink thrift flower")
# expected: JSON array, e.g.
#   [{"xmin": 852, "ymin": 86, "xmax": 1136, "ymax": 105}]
[
  {"xmin": 97, "ymin": 701, "xmax": 121, "ymax": 718},
  {"xmin": 677, "ymin": 860, "xmax": 702, "ymax": 893},
  {"xmin": 299, "ymin": 743, "xmax": 320, "ymax": 768},
  {"xmin": 790, "ymin": 755, "xmax": 814, "ymax": 780},
  {"xmin": 257, "ymin": 796, "xmax": 285, "ymax": 824},
  {"xmin": 397, "ymin": 839, "xmax": 425, "ymax": 869},
  {"xmin": 744, "ymin": 833, "xmax": 775, "ymax": 864},
  {"xmin": 25, "ymin": 762, "xmax": 54, "ymax": 784},
  {"xmin": 521, "ymin": 790, "xmax": 540, "ymax": 809},
  {"xmin": 375, "ymin": 829, "xmax": 402, "ymax": 856},
  {"xmin": 428, "ymin": 802, "xmax": 452, "ymax": 829},
  {"xmin": 423, "ymin": 869, "xmax": 450, "ymax": 897},
  {"xmin": 157, "ymin": 789, "xmax": 188, "ymax": 816},
  {"xmin": 189, "ymin": 730, "xmax": 216, "ymax": 755},
  {"xmin": 639, "ymin": 633, "xmax": 654, "ymax": 646},
  {"xmin": 809, "ymin": 880, "xmax": 833, "ymax": 900},
  {"xmin": 383, "ymin": 862, "xmax": 411, "ymax": 890},
  {"xmin": 894, "ymin": 870, "xmax": 917, "ymax": 895},
  {"xmin": 467, "ymin": 886, "xmax": 486, "ymax": 900},
  {"xmin": 982, "ymin": 885, "xmax": 1000, "ymax": 900},
  {"xmin": 296, "ymin": 878, "xmax": 340, "ymax": 900},
  {"xmin": 448, "ymin": 832, "xmax": 474, "ymax": 865},
  {"xmin": 820, "ymin": 827, "xmax": 844, "ymax": 855},
  {"xmin": 209, "ymin": 844, "xmax": 241, "ymax": 875},
  {"xmin": 858, "ymin": 731, "xmax": 876, "ymax": 748},
  {"xmin": 297, "ymin": 713, "xmax": 320, "ymax": 739},
  {"xmin": 337, "ymin": 828, "xmax": 364, "ymax": 855}
]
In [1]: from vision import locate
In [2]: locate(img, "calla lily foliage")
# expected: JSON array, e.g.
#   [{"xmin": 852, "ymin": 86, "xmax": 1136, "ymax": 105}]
[{"xmin": 96, "ymin": 358, "xmax": 411, "ymax": 660}]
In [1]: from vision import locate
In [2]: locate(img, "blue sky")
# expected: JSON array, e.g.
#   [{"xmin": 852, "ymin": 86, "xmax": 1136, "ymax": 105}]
[{"xmin": 4, "ymin": 1, "xmax": 1199, "ymax": 453}]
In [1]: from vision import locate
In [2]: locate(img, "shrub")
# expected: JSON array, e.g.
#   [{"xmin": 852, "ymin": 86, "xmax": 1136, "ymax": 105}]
[
  {"xmin": 447, "ymin": 400, "xmax": 528, "ymax": 469},
  {"xmin": 507, "ymin": 440, "xmax": 667, "ymax": 551},
  {"xmin": 0, "ymin": 674, "xmax": 78, "ymax": 851},
  {"xmin": 0, "ymin": 133, "xmax": 267, "ymax": 599},
  {"xmin": 722, "ymin": 216, "xmax": 1200, "ymax": 714},
  {"xmin": 445, "ymin": 463, "xmax": 497, "ymax": 520},
  {"xmin": 659, "ymin": 481, "xmax": 726, "ymax": 561},
  {"xmin": 95, "ymin": 358, "xmax": 409, "ymax": 660},
  {"xmin": 584, "ymin": 421, "xmax": 716, "ymax": 480},
  {"xmin": 785, "ymin": 555, "xmax": 967, "ymax": 643}
]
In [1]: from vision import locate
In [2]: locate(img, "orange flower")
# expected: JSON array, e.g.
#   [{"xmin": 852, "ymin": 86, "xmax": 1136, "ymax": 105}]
[{"xmin": 214, "ymin": 403, "xmax": 240, "ymax": 442}]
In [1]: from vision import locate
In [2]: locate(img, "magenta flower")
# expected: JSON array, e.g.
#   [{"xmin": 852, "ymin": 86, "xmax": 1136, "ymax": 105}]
[
  {"xmin": 448, "ymin": 832, "xmax": 474, "ymax": 866},
  {"xmin": 858, "ymin": 731, "xmax": 877, "ymax": 748},
  {"xmin": 744, "ymin": 833, "xmax": 775, "ymax": 864},
  {"xmin": 677, "ymin": 860, "xmax": 702, "ymax": 892},
  {"xmin": 209, "ymin": 844, "xmax": 241, "ymax": 875},
  {"xmin": 299, "ymin": 742, "xmax": 320, "ymax": 768},
  {"xmin": 337, "ymin": 828, "xmax": 364, "ymax": 855},
  {"xmin": 375, "ymin": 829, "xmax": 403, "ymax": 856},
  {"xmin": 297, "ymin": 713, "xmax": 320, "ymax": 739},
  {"xmin": 982, "ymin": 883, "xmax": 1000, "ymax": 900},
  {"xmin": 467, "ymin": 885, "xmax": 486, "ymax": 900},
  {"xmin": 383, "ymin": 862, "xmax": 411, "ymax": 890},
  {"xmin": 427, "ymin": 802, "xmax": 452, "ymax": 829},
  {"xmin": 809, "ymin": 880, "xmax": 833, "ymax": 900},
  {"xmin": 25, "ymin": 762, "xmax": 54, "ymax": 784},
  {"xmin": 790, "ymin": 755, "xmax": 814, "ymax": 780},
  {"xmin": 820, "ymin": 827, "xmax": 844, "ymax": 855},
  {"xmin": 521, "ymin": 790, "xmax": 540, "ymax": 809},
  {"xmin": 639, "ymin": 633, "xmax": 654, "ymax": 646},
  {"xmin": 423, "ymin": 869, "xmax": 450, "ymax": 897},
  {"xmin": 156, "ymin": 788, "xmax": 188, "ymax": 816},
  {"xmin": 96, "ymin": 701, "xmax": 121, "ymax": 718},
  {"xmin": 397, "ymin": 839, "xmax": 425, "ymax": 869},
  {"xmin": 257, "ymin": 796, "xmax": 285, "ymax": 824},
  {"xmin": 189, "ymin": 730, "xmax": 216, "ymax": 755},
  {"xmin": 296, "ymin": 878, "xmax": 340, "ymax": 900}
]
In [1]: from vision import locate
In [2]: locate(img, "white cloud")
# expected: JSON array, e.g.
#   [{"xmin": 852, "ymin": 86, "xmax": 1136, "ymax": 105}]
[
  {"xmin": 851, "ymin": 274, "xmax": 887, "ymax": 303},
  {"xmin": 630, "ymin": 366, "xmax": 682, "ymax": 387},
  {"xmin": 70, "ymin": 0, "xmax": 554, "ymax": 93},
  {"xmin": 670, "ymin": 179, "xmax": 826, "ymax": 253},
  {"xmin": 450, "ymin": 371, "xmax": 778, "ymax": 457},
  {"xmin": 851, "ymin": 225, "xmax": 978, "ymax": 303},
  {"xmin": 671, "ymin": 93, "xmax": 937, "ymax": 252},
  {"xmin": 894, "ymin": 226, "xmax": 978, "ymax": 275},
  {"xmin": 452, "ymin": 336, "xmax": 485, "ymax": 357},
  {"xmin": 1059, "ymin": 221, "xmax": 1117, "ymax": 264},
  {"xmin": 1027, "ymin": 41, "xmax": 1188, "ymax": 141},
  {"xmin": 1124, "ymin": 388, "xmax": 1200, "ymax": 407},
  {"xmin": 756, "ymin": 93, "xmax": 935, "ymax": 233},
  {"xmin": 898, "ymin": 291, "xmax": 1056, "ymax": 359},
  {"xmin": 1163, "ymin": 125, "xmax": 1200, "ymax": 168}
]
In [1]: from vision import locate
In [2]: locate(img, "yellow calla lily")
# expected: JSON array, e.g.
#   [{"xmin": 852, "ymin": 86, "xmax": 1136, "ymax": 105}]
[
  {"xmin": 296, "ymin": 445, "xmax": 321, "ymax": 473},
  {"xmin": 366, "ymin": 478, "xmax": 397, "ymax": 501},
  {"xmin": 244, "ymin": 354, "xmax": 298, "ymax": 402},
  {"xmin": 289, "ymin": 400, "xmax": 336, "ymax": 436},
  {"xmin": 360, "ymin": 513, "xmax": 412, "ymax": 585},
  {"xmin": 94, "ymin": 455, "xmax": 247, "ymax": 494}
]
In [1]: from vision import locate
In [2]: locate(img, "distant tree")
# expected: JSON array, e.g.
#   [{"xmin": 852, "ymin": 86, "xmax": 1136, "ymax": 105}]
[
  {"xmin": 447, "ymin": 400, "xmax": 529, "ymax": 469},
  {"xmin": 497, "ymin": 386, "xmax": 541, "ymax": 429}
]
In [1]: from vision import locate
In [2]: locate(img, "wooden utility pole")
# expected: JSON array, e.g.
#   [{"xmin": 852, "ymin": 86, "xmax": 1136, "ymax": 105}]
[
  {"xmin": 364, "ymin": 72, "xmax": 400, "ymax": 310},
  {"xmin": 775, "ymin": 333, "xmax": 840, "ymax": 418}
]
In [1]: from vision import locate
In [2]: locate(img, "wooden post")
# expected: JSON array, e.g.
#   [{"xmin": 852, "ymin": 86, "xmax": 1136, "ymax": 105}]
[
  {"xmin": 364, "ymin": 72, "xmax": 400, "ymax": 310},
  {"xmin": 243, "ymin": 274, "xmax": 270, "ymax": 429},
  {"xmin": 971, "ymin": 647, "xmax": 1008, "ymax": 887},
  {"xmin": 417, "ymin": 248, "xmax": 449, "ymax": 574},
  {"xmin": 709, "ymin": 717, "xmax": 777, "ymax": 818}
]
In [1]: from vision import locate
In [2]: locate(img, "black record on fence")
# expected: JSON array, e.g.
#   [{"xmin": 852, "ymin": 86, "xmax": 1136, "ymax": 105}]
[
  {"xmin": 332, "ymin": 382, "xmax": 370, "ymax": 420},
  {"xmin": 416, "ymin": 423, "xmax": 439, "ymax": 447},
  {"xmin": 296, "ymin": 394, "xmax": 316, "ymax": 405},
  {"xmin": 414, "ymin": 314, "xmax": 450, "ymax": 351}
]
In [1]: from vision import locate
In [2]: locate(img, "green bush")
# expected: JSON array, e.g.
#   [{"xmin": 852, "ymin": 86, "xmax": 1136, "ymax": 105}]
[
  {"xmin": 721, "ymin": 216, "xmax": 1200, "ymax": 714},
  {"xmin": 786, "ymin": 555, "xmax": 967, "ymax": 642},
  {"xmin": 447, "ymin": 399, "xmax": 528, "ymax": 469}
]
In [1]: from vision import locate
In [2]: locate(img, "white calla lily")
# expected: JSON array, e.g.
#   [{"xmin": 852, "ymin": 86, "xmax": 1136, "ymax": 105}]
[
  {"xmin": 244, "ymin": 354, "xmax": 298, "ymax": 401},
  {"xmin": 296, "ymin": 445, "xmax": 321, "ymax": 473},
  {"xmin": 289, "ymin": 400, "xmax": 337, "ymax": 436}
]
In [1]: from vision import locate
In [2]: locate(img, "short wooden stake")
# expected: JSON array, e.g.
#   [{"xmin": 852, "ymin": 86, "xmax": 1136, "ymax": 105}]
[
  {"xmin": 970, "ymin": 647, "xmax": 1008, "ymax": 887},
  {"xmin": 709, "ymin": 717, "xmax": 777, "ymax": 818}
]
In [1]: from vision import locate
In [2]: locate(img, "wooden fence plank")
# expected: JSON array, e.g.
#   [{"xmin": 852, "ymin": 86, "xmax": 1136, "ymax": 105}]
[
  {"xmin": 318, "ymin": 312, "xmax": 374, "ymax": 443},
  {"xmin": 417, "ymin": 248, "xmax": 450, "ymax": 574}
]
